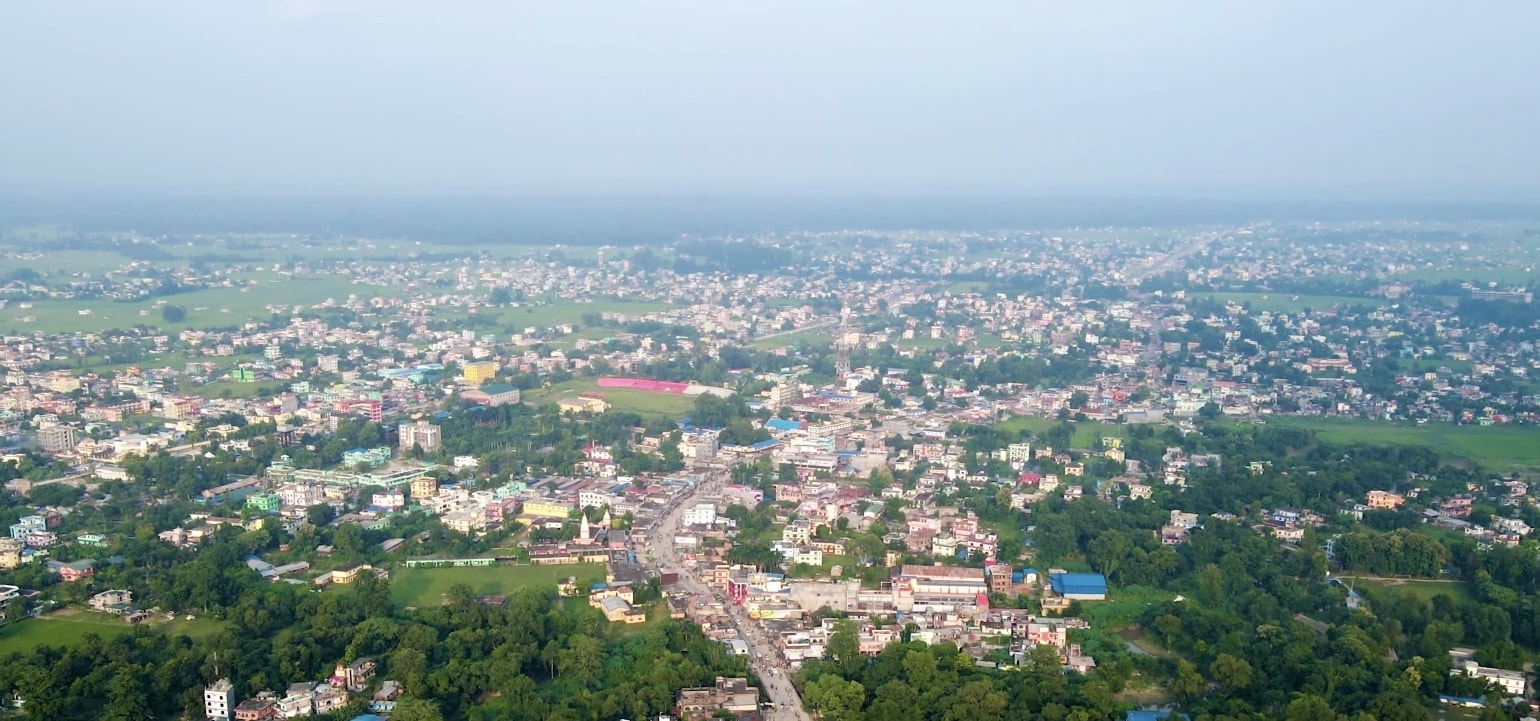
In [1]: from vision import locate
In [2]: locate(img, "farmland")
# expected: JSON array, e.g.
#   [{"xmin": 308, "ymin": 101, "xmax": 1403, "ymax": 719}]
[
  {"xmin": 1255, "ymin": 415, "xmax": 1540, "ymax": 472},
  {"xmin": 389, "ymin": 563, "xmax": 606, "ymax": 608}
]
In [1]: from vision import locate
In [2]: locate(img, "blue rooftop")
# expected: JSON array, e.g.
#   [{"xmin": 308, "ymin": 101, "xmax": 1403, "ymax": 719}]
[
  {"xmin": 748, "ymin": 439, "xmax": 779, "ymax": 451},
  {"xmin": 351, "ymin": 715, "xmax": 390, "ymax": 721},
  {"xmin": 1049, "ymin": 572, "xmax": 1108, "ymax": 596},
  {"xmin": 765, "ymin": 419, "xmax": 801, "ymax": 432}
]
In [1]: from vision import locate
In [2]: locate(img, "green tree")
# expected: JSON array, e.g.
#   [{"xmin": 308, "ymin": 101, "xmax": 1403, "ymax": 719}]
[{"xmin": 390, "ymin": 698, "xmax": 446, "ymax": 721}]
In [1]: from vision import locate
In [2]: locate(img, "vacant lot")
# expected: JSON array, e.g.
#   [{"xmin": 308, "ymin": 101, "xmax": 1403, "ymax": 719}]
[
  {"xmin": 994, "ymin": 415, "xmax": 1125, "ymax": 448},
  {"xmin": 1259, "ymin": 416, "xmax": 1540, "ymax": 472},
  {"xmin": 390, "ymin": 563, "xmax": 606, "ymax": 608}
]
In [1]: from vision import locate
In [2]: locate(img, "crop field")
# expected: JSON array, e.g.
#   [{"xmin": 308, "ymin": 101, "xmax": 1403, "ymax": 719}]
[
  {"xmin": 1256, "ymin": 416, "xmax": 1540, "ymax": 472},
  {"xmin": 390, "ymin": 563, "xmax": 605, "ymax": 608},
  {"xmin": 1197, "ymin": 292, "xmax": 1384, "ymax": 314},
  {"xmin": 0, "ymin": 610, "xmax": 224, "ymax": 656}
]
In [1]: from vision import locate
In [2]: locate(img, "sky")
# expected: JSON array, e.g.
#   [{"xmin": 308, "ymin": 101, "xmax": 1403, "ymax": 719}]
[{"xmin": 1, "ymin": 0, "xmax": 1537, "ymax": 200}]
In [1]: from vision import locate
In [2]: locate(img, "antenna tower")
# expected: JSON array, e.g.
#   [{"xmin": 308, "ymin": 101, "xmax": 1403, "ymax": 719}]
[{"xmin": 834, "ymin": 307, "xmax": 854, "ymax": 380}]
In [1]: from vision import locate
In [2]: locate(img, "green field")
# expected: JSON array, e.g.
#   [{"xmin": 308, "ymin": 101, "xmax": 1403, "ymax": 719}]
[
  {"xmin": 0, "ymin": 274, "xmax": 403, "ymax": 334},
  {"xmin": 437, "ymin": 300, "xmax": 676, "ymax": 333},
  {"xmin": 389, "ymin": 563, "xmax": 606, "ymax": 608},
  {"xmin": 523, "ymin": 379, "xmax": 698, "ymax": 417},
  {"xmin": 994, "ymin": 415, "xmax": 1125, "ymax": 449},
  {"xmin": 1339, "ymin": 576, "xmax": 1472, "ymax": 604},
  {"xmin": 1198, "ymin": 292, "xmax": 1384, "ymax": 314},
  {"xmin": 191, "ymin": 380, "xmax": 286, "ymax": 399},
  {"xmin": 1257, "ymin": 416, "xmax": 1540, "ymax": 472},
  {"xmin": 0, "ymin": 610, "xmax": 224, "ymax": 656},
  {"xmin": 750, "ymin": 327, "xmax": 834, "ymax": 349}
]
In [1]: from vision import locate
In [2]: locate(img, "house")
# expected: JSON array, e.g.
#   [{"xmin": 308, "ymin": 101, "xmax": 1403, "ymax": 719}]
[
  {"xmin": 233, "ymin": 695, "xmax": 279, "ymax": 721},
  {"xmin": 55, "ymin": 558, "xmax": 96, "ymax": 582},
  {"xmin": 370, "ymin": 680, "xmax": 403, "ymax": 713},
  {"xmin": 88, "ymin": 589, "xmax": 134, "ymax": 615},
  {"xmin": 277, "ymin": 683, "xmax": 317, "ymax": 718},
  {"xmin": 1366, "ymin": 490, "xmax": 1405, "ymax": 510},
  {"xmin": 330, "ymin": 657, "xmax": 377, "ymax": 692}
]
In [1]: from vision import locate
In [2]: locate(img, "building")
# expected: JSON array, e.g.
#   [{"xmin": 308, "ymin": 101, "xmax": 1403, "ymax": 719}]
[
  {"xmin": 1462, "ymin": 660, "xmax": 1527, "ymax": 694},
  {"xmin": 767, "ymin": 382, "xmax": 801, "ymax": 409},
  {"xmin": 278, "ymin": 683, "xmax": 317, "ymax": 718},
  {"xmin": 89, "ymin": 589, "xmax": 134, "ymax": 614},
  {"xmin": 0, "ymin": 538, "xmax": 22, "ymax": 570},
  {"xmin": 1366, "ymin": 490, "xmax": 1406, "ymax": 510},
  {"xmin": 205, "ymin": 679, "xmax": 236, "ymax": 721},
  {"xmin": 461, "ymin": 360, "xmax": 498, "ymax": 385},
  {"xmin": 37, "ymin": 425, "xmax": 78, "ymax": 453},
  {"xmin": 461, "ymin": 383, "xmax": 521, "ymax": 407},
  {"xmin": 682, "ymin": 502, "xmax": 718, "ymax": 527},
  {"xmin": 329, "ymin": 657, "xmax": 378, "ymax": 693},
  {"xmin": 892, "ymin": 564, "xmax": 988, "ymax": 612},
  {"xmin": 398, "ymin": 420, "xmax": 442, "ymax": 454},
  {"xmin": 234, "ymin": 695, "xmax": 278, "ymax": 721},
  {"xmin": 1049, "ymin": 572, "xmax": 1108, "ymax": 601},
  {"xmin": 677, "ymin": 677, "xmax": 760, "ymax": 720},
  {"xmin": 522, "ymin": 500, "xmax": 573, "ymax": 519}
]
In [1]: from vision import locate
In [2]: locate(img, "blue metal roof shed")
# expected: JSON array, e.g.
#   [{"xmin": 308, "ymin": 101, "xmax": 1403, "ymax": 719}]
[{"xmin": 1049, "ymin": 572, "xmax": 1108, "ymax": 600}]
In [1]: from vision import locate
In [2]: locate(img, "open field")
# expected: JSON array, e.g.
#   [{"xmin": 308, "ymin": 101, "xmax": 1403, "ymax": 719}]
[
  {"xmin": 0, "ymin": 610, "xmax": 224, "ymax": 656},
  {"xmin": 523, "ymin": 379, "xmax": 697, "ymax": 417},
  {"xmin": 994, "ymin": 415, "xmax": 1125, "ymax": 448},
  {"xmin": 1255, "ymin": 415, "xmax": 1540, "ymax": 472},
  {"xmin": 1338, "ymin": 576, "xmax": 1472, "ymax": 603},
  {"xmin": 0, "ymin": 275, "xmax": 403, "ymax": 334},
  {"xmin": 1198, "ymin": 292, "xmax": 1384, "ymax": 314},
  {"xmin": 437, "ymin": 300, "xmax": 675, "ymax": 333},
  {"xmin": 191, "ymin": 380, "xmax": 286, "ymax": 399},
  {"xmin": 390, "ymin": 563, "xmax": 605, "ymax": 608},
  {"xmin": 751, "ymin": 328, "xmax": 834, "ymax": 349}
]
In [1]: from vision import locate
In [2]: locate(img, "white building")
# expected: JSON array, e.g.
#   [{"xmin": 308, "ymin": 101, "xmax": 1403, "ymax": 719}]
[
  {"xmin": 205, "ymin": 678, "xmax": 236, "ymax": 720},
  {"xmin": 682, "ymin": 502, "xmax": 718, "ymax": 527},
  {"xmin": 1461, "ymin": 660, "xmax": 1527, "ymax": 695},
  {"xmin": 398, "ymin": 420, "xmax": 442, "ymax": 454}
]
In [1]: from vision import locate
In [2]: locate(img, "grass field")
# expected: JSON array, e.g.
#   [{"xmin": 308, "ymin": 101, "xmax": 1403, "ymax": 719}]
[
  {"xmin": 751, "ymin": 328, "xmax": 834, "ymax": 349},
  {"xmin": 389, "ymin": 563, "xmax": 606, "ymax": 608},
  {"xmin": 0, "ymin": 275, "xmax": 403, "ymax": 334},
  {"xmin": 523, "ymin": 379, "xmax": 698, "ymax": 417},
  {"xmin": 191, "ymin": 380, "xmax": 286, "ymax": 399},
  {"xmin": 1257, "ymin": 416, "xmax": 1540, "ymax": 472},
  {"xmin": 1339, "ymin": 576, "xmax": 1472, "ymax": 604},
  {"xmin": 0, "ymin": 610, "xmax": 224, "ymax": 656},
  {"xmin": 437, "ymin": 300, "xmax": 675, "ymax": 333},
  {"xmin": 994, "ymin": 414, "xmax": 1125, "ymax": 448},
  {"xmin": 1198, "ymin": 292, "xmax": 1384, "ymax": 314}
]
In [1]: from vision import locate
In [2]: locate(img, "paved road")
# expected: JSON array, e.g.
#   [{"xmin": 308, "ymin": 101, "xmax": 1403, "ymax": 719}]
[{"xmin": 638, "ymin": 473, "xmax": 811, "ymax": 721}]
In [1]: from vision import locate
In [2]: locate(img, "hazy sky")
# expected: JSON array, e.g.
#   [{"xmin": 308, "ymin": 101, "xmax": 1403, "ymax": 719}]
[{"xmin": 2, "ymin": 1, "xmax": 1537, "ymax": 199}]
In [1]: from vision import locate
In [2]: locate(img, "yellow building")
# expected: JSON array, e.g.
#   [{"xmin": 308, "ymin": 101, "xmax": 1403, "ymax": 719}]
[
  {"xmin": 462, "ymin": 361, "xmax": 498, "ymax": 385},
  {"xmin": 522, "ymin": 500, "xmax": 572, "ymax": 519},
  {"xmin": 558, "ymin": 397, "xmax": 610, "ymax": 414},
  {"xmin": 409, "ymin": 477, "xmax": 439, "ymax": 499}
]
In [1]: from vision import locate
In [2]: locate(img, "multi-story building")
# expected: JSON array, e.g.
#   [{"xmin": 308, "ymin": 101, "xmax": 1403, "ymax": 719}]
[
  {"xmin": 0, "ymin": 538, "xmax": 23, "ymax": 569},
  {"xmin": 461, "ymin": 360, "xmax": 498, "ymax": 385},
  {"xmin": 204, "ymin": 679, "xmax": 236, "ymax": 721},
  {"xmin": 892, "ymin": 564, "xmax": 988, "ymax": 613},
  {"xmin": 677, "ymin": 677, "xmax": 760, "ymax": 720},
  {"xmin": 36, "ymin": 425, "xmax": 78, "ymax": 453},
  {"xmin": 682, "ymin": 502, "xmax": 717, "ymax": 527},
  {"xmin": 398, "ymin": 420, "xmax": 442, "ymax": 454},
  {"xmin": 1366, "ymin": 490, "xmax": 1405, "ymax": 510}
]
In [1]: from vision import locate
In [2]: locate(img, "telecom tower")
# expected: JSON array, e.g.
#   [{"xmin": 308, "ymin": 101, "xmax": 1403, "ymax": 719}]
[{"xmin": 834, "ymin": 308, "xmax": 854, "ymax": 380}]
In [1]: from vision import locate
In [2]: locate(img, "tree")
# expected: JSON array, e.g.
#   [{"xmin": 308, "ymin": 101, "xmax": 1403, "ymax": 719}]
[
  {"xmin": 490, "ymin": 288, "xmax": 512, "ymax": 306},
  {"xmin": 390, "ymin": 698, "xmax": 446, "ymax": 721},
  {"xmin": 1169, "ymin": 659, "xmax": 1205, "ymax": 702},
  {"xmin": 827, "ymin": 620, "xmax": 862, "ymax": 676},
  {"xmin": 1209, "ymin": 653, "xmax": 1252, "ymax": 693},
  {"xmin": 161, "ymin": 305, "xmax": 187, "ymax": 323}
]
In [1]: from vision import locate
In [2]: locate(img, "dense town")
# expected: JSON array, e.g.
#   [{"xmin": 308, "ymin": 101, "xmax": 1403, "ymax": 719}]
[{"xmin": 0, "ymin": 222, "xmax": 1538, "ymax": 721}]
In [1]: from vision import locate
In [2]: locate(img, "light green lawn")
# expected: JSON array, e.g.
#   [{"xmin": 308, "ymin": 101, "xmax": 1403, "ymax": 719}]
[{"xmin": 390, "ymin": 563, "xmax": 606, "ymax": 608}]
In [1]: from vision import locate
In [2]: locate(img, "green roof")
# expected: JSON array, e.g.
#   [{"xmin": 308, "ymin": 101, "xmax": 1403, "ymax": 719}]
[{"xmin": 478, "ymin": 384, "xmax": 519, "ymax": 395}]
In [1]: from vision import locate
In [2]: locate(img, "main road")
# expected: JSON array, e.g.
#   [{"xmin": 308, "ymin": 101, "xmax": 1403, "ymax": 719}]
[{"xmin": 637, "ymin": 471, "xmax": 811, "ymax": 721}]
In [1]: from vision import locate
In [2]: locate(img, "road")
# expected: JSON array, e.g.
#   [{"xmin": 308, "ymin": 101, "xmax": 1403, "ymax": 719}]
[{"xmin": 637, "ymin": 472, "xmax": 811, "ymax": 721}]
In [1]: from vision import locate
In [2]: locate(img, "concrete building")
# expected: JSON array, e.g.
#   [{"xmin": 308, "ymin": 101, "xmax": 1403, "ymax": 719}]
[
  {"xmin": 677, "ymin": 677, "xmax": 760, "ymax": 720},
  {"xmin": 461, "ymin": 360, "xmax": 498, "ymax": 385},
  {"xmin": 37, "ymin": 425, "xmax": 78, "ymax": 453},
  {"xmin": 398, "ymin": 420, "xmax": 442, "ymax": 454},
  {"xmin": 461, "ymin": 383, "xmax": 521, "ymax": 407},
  {"xmin": 205, "ymin": 679, "xmax": 236, "ymax": 721},
  {"xmin": 682, "ymin": 502, "xmax": 717, "ymax": 527},
  {"xmin": 892, "ymin": 564, "xmax": 988, "ymax": 612}
]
